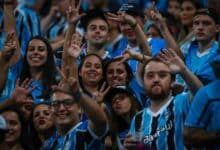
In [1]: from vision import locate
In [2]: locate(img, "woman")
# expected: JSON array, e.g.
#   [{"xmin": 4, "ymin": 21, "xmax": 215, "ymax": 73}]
[
  {"xmin": 104, "ymin": 86, "xmax": 140, "ymax": 150},
  {"xmin": 78, "ymin": 54, "xmax": 104, "ymax": 98},
  {"xmin": 32, "ymin": 103, "xmax": 55, "ymax": 149},
  {"xmin": 0, "ymin": 106, "xmax": 27, "ymax": 150},
  {"xmin": 20, "ymin": 36, "xmax": 57, "ymax": 104}
]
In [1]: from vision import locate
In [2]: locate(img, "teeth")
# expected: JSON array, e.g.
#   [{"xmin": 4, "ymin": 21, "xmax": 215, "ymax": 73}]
[{"xmin": 31, "ymin": 57, "xmax": 41, "ymax": 61}]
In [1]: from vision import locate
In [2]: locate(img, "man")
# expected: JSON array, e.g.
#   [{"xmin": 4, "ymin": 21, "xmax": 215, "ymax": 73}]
[
  {"xmin": 79, "ymin": 9, "xmax": 111, "ymax": 63},
  {"xmin": 124, "ymin": 49, "xmax": 202, "ymax": 150},
  {"xmin": 184, "ymin": 55, "xmax": 220, "ymax": 149},
  {"xmin": 42, "ymin": 77, "xmax": 108, "ymax": 149}
]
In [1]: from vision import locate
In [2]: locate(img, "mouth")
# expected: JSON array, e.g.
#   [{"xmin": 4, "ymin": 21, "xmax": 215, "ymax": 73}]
[
  {"xmin": 87, "ymin": 72, "xmax": 98, "ymax": 78},
  {"xmin": 38, "ymin": 119, "xmax": 46, "ymax": 125}
]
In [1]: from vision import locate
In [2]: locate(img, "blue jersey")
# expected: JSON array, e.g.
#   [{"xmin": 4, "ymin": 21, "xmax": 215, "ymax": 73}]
[
  {"xmin": 15, "ymin": 4, "xmax": 41, "ymax": 57},
  {"xmin": 185, "ymin": 80, "xmax": 220, "ymax": 149},
  {"xmin": 42, "ymin": 121, "xmax": 106, "ymax": 150},
  {"xmin": 0, "ymin": 60, "xmax": 23, "ymax": 102},
  {"xmin": 129, "ymin": 93, "xmax": 190, "ymax": 150},
  {"xmin": 185, "ymin": 41, "xmax": 219, "ymax": 84}
]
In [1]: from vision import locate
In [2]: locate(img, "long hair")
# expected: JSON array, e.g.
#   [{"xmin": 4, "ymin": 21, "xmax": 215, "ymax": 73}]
[
  {"xmin": 78, "ymin": 54, "xmax": 104, "ymax": 96},
  {"xmin": 20, "ymin": 36, "xmax": 57, "ymax": 97}
]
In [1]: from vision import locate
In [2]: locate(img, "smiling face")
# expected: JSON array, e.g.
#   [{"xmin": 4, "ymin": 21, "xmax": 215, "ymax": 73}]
[
  {"xmin": 85, "ymin": 18, "xmax": 109, "ymax": 48},
  {"xmin": 26, "ymin": 39, "xmax": 48, "ymax": 68},
  {"xmin": 51, "ymin": 92, "xmax": 80, "ymax": 132},
  {"xmin": 79, "ymin": 55, "xmax": 103, "ymax": 86},
  {"xmin": 33, "ymin": 104, "xmax": 53, "ymax": 133},
  {"xmin": 2, "ymin": 111, "xmax": 21, "ymax": 144}
]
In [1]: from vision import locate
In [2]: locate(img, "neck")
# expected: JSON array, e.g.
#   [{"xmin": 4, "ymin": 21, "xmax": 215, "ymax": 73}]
[
  {"xmin": 150, "ymin": 94, "xmax": 171, "ymax": 113},
  {"xmin": 30, "ymin": 67, "xmax": 43, "ymax": 81},
  {"xmin": 83, "ymin": 83, "xmax": 99, "ymax": 94},
  {"xmin": 0, "ymin": 141, "xmax": 21, "ymax": 150},
  {"xmin": 87, "ymin": 43, "xmax": 106, "ymax": 58},
  {"xmin": 198, "ymin": 38, "xmax": 216, "ymax": 53},
  {"xmin": 109, "ymin": 29, "xmax": 120, "ymax": 43},
  {"xmin": 128, "ymin": 40, "xmax": 138, "ymax": 48}
]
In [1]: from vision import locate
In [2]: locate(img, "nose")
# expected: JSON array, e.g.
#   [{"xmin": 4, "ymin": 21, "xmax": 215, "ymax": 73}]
[
  {"xmin": 153, "ymin": 74, "xmax": 160, "ymax": 82},
  {"xmin": 58, "ymin": 103, "xmax": 65, "ymax": 111}
]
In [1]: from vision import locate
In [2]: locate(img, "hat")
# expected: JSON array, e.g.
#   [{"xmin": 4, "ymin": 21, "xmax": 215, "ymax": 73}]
[
  {"xmin": 119, "ymin": 3, "xmax": 144, "ymax": 18},
  {"xmin": 104, "ymin": 86, "xmax": 137, "ymax": 104},
  {"xmin": 194, "ymin": 8, "xmax": 219, "ymax": 24},
  {"xmin": 0, "ymin": 115, "xmax": 7, "ymax": 132}
]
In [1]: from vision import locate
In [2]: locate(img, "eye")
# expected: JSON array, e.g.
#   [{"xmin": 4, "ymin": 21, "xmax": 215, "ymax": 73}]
[{"xmin": 34, "ymin": 112, "xmax": 40, "ymax": 118}]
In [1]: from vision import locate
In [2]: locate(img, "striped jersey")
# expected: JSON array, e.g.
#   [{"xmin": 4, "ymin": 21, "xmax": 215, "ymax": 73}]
[{"xmin": 129, "ymin": 93, "xmax": 190, "ymax": 150}]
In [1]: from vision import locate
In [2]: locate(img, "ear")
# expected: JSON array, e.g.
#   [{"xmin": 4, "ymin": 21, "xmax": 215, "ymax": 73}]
[{"xmin": 215, "ymin": 24, "xmax": 220, "ymax": 33}]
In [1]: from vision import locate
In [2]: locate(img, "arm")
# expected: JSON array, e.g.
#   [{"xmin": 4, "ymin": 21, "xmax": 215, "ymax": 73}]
[
  {"xmin": 0, "ymin": 32, "xmax": 17, "ymax": 91},
  {"xmin": 183, "ymin": 127, "xmax": 220, "ymax": 147},
  {"xmin": 107, "ymin": 12, "xmax": 151, "ymax": 56},
  {"xmin": 151, "ymin": 10, "xmax": 184, "ymax": 59},
  {"xmin": 4, "ymin": 1, "xmax": 20, "ymax": 66},
  {"xmin": 157, "ymin": 49, "xmax": 203, "ymax": 98}
]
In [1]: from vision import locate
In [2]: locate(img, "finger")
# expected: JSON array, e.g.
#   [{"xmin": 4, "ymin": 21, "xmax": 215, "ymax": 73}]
[
  {"xmin": 103, "ymin": 85, "xmax": 111, "ymax": 95},
  {"xmin": 15, "ymin": 78, "xmax": 20, "ymax": 88},
  {"xmin": 20, "ymin": 78, "xmax": 30, "ymax": 88},
  {"xmin": 77, "ymin": 0, "xmax": 82, "ymax": 10},
  {"xmin": 28, "ymin": 86, "xmax": 36, "ymax": 93},
  {"xmin": 167, "ymin": 48, "xmax": 176, "ymax": 57},
  {"xmin": 100, "ymin": 82, "xmax": 106, "ymax": 92},
  {"xmin": 56, "ymin": 67, "xmax": 67, "ymax": 81}
]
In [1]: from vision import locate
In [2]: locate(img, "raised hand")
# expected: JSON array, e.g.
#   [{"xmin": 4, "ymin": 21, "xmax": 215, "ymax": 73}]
[
  {"xmin": 157, "ymin": 48, "xmax": 186, "ymax": 74},
  {"xmin": 67, "ymin": 32, "xmax": 83, "ymax": 59},
  {"xmin": 124, "ymin": 133, "xmax": 137, "ymax": 149},
  {"xmin": 66, "ymin": 0, "xmax": 86, "ymax": 24},
  {"xmin": 52, "ymin": 68, "xmax": 80, "ymax": 96},
  {"xmin": 10, "ymin": 78, "xmax": 35, "ymax": 105},
  {"xmin": 1, "ymin": 31, "xmax": 17, "ymax": 62},
  {"xmin": 107, "ymin": 11, "xmax": 137, "ymax": 28},
  {"xmin": 93, "ymin": 82, "xmax": 110, "ymax": 104}
]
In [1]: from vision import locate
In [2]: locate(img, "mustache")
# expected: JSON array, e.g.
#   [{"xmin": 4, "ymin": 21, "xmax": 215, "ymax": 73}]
[{"xmin": 151, "ymin": 83, "xmax": 161, "ymax": 88}]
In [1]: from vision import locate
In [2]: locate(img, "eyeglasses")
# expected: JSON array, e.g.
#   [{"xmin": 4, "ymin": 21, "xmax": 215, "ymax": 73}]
[{"xmin": 51, "ymin": 99, "xmax": 76, "ymax": 109}]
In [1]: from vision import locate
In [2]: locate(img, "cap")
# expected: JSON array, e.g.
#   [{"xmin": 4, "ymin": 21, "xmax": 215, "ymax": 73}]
[
  {"xmin": 119, "ymin": 3, "xmax": 144, "ymax": 18},
  {"xmin": 194, "ymin": 8, "xmax": 219, "ymax": 24},
  {"xmin": 104, "ymin": 85, "xmax": 137, "ymax": 104},
  {"xmin": 0, "ymin": 115, "xmax": 7, "ymax": 131}
]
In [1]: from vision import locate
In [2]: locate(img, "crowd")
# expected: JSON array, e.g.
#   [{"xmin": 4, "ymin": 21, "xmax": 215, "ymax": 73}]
[{"xmin": 0, "ymin": 0, "xmax": 220, "ymax": 149}]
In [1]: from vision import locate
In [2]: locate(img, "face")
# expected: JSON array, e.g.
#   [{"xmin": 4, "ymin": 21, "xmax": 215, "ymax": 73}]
[
  {"xmin": 193, "ymin": 15, "xmax": 218, "ymax": 42},
  {"xmin": 180, "ymin": 1, "xmax": 196, "ymax": 26},
  {"xmin": 112, "ymin": 93, "xmax": 132, "ymax": 116},
  {"xmin": 19, "ymin": 103, "xmax": 34, "ymax": 121},
  {"xmin": 167, "ymin": 0, "xmax": 181, "ymax": 20},
  {"xmin": 106, "ymin": 61, "xmax": 128, "ymax": 87},
  {"xmin": 27, "ymin": 39, "xmax": 48, "ymax": 68},
  {"xmin": 85, "ymin": 18, "xmax": 109, "ymax": 47},
  {"xmin": 143, "ymin": 61, "xmax": 173, "ymax": 100},
  {"xmin": 33, "ymin": 104, "xmax": 53, "ymax": 133},
  {"xmin": 51, "ymin": 92, "xmax": 79, "ymax": 128},
  {"xmin": 2, "ymin": 111, "xmax": 21, "ymax": 144},
  {"xmin": 79, "ymin": 55, "xmax": 103, "ymax": 86},
  {"xmin": 145, "ymin": 26, "xmax": 161, "ymax": 39},
  {"xmin": 120, "ymin": 22, "xmax": 136, "ymax": 42}
]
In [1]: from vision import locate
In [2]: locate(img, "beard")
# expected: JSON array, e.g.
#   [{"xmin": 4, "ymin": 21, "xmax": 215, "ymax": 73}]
[{"xmin": 147, "ymin": 85, "xmax": 171, "ymax": 101}]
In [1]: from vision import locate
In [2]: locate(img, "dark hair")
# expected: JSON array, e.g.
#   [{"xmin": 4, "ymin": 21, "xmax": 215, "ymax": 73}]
[
  {"xmin": 180, "ymin": 0, "xmax": 202, "ymax": 9},
  {"xmin": 104, "ymin": 58, "xmax": 134, "ymax": 85},
  {"xmin": 194, "ymin": 8, "xmax": 219, "ymax": 24},
  {"xmin": 0, "ymin": 106, "xmax": 28, "ymax": 149},
  {"xmin": 78, "ymin": 54, "xmax": 104, "ymax": 95},
  {"xmin": 20, "ymin": 36, "xmax": 57, "ymax": 98},
  {"xmin": 145, "ymin": 23, "xmax": 162, "ymax": 37},
  {"xmin": 80, "ymin": 9, "xmax": 109, "ymax": 31},
  {"xmin": 141, "ymin": 57, "xmax": 176, "ymax": 81}
]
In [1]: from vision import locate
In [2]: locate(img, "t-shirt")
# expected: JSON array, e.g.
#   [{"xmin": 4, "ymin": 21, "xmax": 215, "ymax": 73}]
[
  {"xmin": 42, "ymin": 120, "xmax": 107, "ymax": 150},
  {"xmin": 129, "ymin": 93, "xmax": 190, "ymax": 150},
  {"xmin": 185, "ymin": 80, "xmax": 220, "ymax": 149}
]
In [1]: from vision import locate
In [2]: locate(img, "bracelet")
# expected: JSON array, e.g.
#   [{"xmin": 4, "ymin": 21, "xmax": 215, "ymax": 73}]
[{"xmin": 130, "ymin": 21, "xmax": 137, "ymax": 29}]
